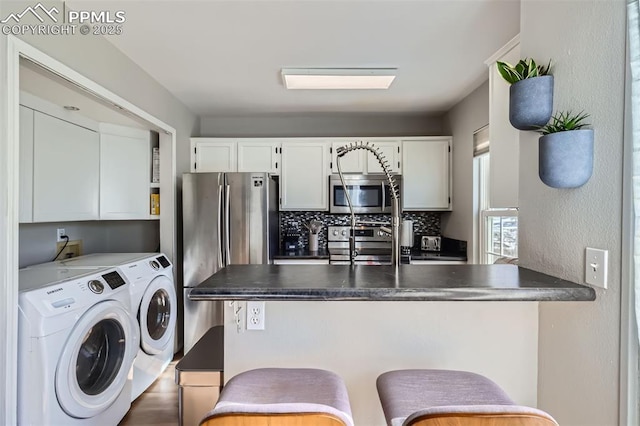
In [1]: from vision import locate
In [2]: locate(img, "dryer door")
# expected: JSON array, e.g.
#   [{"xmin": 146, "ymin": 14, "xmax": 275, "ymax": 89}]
[
  {"xmin": 139, "ymin": 274, "xmax": 177, "ymax": 355},
  {"xmin": 56, "ymin": 300, "xmax": 137, "ymax": 418}
]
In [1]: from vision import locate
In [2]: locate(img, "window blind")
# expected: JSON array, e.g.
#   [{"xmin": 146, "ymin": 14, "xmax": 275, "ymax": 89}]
[{"xmin": 473, "ymin": 125, "xmax": 490, "ymax": 157}]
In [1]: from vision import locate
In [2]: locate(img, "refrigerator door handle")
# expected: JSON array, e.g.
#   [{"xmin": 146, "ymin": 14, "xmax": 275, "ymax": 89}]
[
  {"xmin": 217, "ymin": 185, "xmax": 223, "ymax": 269},
  {"xmin": 225, "ymin": 184, "xmax": 231, "ymax": 265}
]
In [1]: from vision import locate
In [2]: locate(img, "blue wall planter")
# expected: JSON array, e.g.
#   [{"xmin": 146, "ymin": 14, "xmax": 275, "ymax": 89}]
[
  {"xmin": 510, "ymin": 75, "xmax": 554, "ymax": 130},
  {"xmin": 538, "ymin": 129, "xmax": 594, "ymax": 188}
]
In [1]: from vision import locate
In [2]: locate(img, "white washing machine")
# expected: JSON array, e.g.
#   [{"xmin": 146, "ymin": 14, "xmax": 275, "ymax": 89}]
[
  {"xmin": 18, "ymin": 266, "xmax": 138, "ymax": 425},
  {"xmin": 29, "ymin": 253, "xmax": 178, "ymax": 401}
]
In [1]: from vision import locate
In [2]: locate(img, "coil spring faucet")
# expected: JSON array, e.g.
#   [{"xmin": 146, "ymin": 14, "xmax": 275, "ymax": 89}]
[{"xmin": 335, "ymin": 141, "xmax": 401, "ymax": 269}]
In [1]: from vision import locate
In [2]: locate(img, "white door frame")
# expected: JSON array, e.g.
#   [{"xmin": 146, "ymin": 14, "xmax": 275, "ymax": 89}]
[
  {"xmin": 1, "ymin": 35, "xmax": 177, "ymax": 424},
  {"xmin": 620, "ymin": 36, "xmax": 638, "ymax": 426}
]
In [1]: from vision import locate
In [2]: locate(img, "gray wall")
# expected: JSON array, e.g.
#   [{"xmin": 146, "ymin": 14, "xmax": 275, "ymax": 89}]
[
  {"xmin": 200, "ymin": 113, "xmax": 444, "ymax": 137},
  {"xmin": 19, "ymin": 221, "xmax": 160, "ymax": 268},
  {"xmin": 519, "ymin": 1, "xmax": 627, "ymax": 425},
  {"xmin": 441, "ymin": 80, "xmax": 490, "ymax": 263}
]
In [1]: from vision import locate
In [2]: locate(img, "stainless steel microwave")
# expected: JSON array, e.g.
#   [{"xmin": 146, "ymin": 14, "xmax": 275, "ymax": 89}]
[{"xmin": 329, "ymin": 174, "xmax": 401, "ymax": 214}]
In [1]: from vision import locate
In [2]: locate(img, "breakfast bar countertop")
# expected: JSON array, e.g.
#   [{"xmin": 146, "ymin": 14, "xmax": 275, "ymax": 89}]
[{"xmin": 188, "ymin": 264, "xmax": 596, "ymax": 302}]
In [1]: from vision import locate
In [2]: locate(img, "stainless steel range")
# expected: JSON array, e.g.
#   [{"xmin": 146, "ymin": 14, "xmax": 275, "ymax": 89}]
[{"xmin": 328, "ymin": 225, "xmax": 392, "ymax": 265}]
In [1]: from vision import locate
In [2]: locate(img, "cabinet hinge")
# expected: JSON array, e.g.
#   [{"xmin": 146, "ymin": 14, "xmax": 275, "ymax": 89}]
[
  {"xmin": 194, "ymin": 162, "xmax": 197, "ymax": 170},
  {"xmin": 448, "ymin": 146, "xmax": 451, "ymax": 152},
  {"xmin": 194, "ymin": 147, "xmax": 197, "ymax": 154},
  {"xmin": 275, "ymin": 146, "xmax": 277, "ymax": 153},
  {"xmin": 275, "ymin": 162, "xmax": 278, "ymax": 169},
  {"xmin": 397, "ymin": 146, "xmax": 400, "ymax": 153},
  {"xmin": 330, "ymin": 147, "xmax": 333, "ymax": 154},
  {"xmin": 448, "ymin": 197, "xmax": 451, "ymax": 204},
  {"xmin": 398, "ymin": 161, "xmax": 400, "ymax": 168},
  {"xmin": 330, "ymin": 162, "xmax": 333, "ymax": 169}
]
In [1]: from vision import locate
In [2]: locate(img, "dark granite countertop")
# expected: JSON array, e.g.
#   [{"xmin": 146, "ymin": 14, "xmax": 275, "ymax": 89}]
[
  {"xmin": 407, "ymin": 249, "xmax": 467, "ymax": 262},
  {"xmin": 188, "ymin": 264, "xmax": 595, "ymax": 302},
  {"xmin": 273, "ymin": 249, "xmax": 330, "ymax": 260}
]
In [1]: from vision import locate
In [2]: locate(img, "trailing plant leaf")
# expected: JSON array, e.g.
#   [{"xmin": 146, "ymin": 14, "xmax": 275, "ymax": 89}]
[
  {"xmin": 496, "ymin": 58, "xmax": 552, "ymax": 84},
  {"xmin": 537, "ymin": 111, "xmax": 590, "ymax": 135}
]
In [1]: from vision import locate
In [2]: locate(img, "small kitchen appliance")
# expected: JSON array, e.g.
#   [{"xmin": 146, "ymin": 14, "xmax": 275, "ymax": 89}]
[
  {"xmin": 282, "ymin": 228, "xmax": 300, "ymax": 251},
  {"xmin": 421, "ymin": 235, "xmax": 441, "ymax": 252}
]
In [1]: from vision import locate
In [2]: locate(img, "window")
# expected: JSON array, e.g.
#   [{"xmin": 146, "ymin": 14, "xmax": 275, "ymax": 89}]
[{"xmin": 474, "ymin": 127, "xmax": 518, "ymax": 265}]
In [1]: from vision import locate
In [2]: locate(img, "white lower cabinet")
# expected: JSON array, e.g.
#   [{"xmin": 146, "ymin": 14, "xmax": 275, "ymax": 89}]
[
  {"xmin": 99, "ymin": 125, "xmax": 151, "ymax": 220},
  {"xmin": 33, "ymin": 111, "xmax": 100, "ymax": 222},
  {"xmin": 401, "ymin": 138, "xmax": 451, "ymax": 211},
  {"xmin": 280, "ymin": 141, "xmax": 329, "ymax": 210}
]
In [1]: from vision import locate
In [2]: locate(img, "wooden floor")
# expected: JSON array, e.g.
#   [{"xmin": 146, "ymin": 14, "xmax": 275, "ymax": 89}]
[{"xmin": 119, "ymin": 354, "xmax": 182, "ymax": 426}]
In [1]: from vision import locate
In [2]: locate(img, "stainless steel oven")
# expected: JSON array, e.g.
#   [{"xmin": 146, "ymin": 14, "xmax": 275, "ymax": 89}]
[
  {"xmin": 329, "ymin": 174, "xmax": 401, "ymax": 214},
  {"xmin": 328, "ymin": 225, "xmax": 392, "ymax": 265}
]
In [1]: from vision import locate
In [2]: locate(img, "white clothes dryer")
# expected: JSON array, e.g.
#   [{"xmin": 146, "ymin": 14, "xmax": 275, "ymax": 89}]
[
  {"xmin": 29, "ymin": 253, "xmax": 178, "ymax": 401},
  {"xmin": 118, "ymin": 254, "xmax": 176, "ymax": 400},
  {"xmin": 18, "ymin": 266, "xmax": 138, "ymax": 425}
]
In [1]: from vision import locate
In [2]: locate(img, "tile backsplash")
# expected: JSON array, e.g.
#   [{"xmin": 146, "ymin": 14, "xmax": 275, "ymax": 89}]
[{"xmin": 280, "ymin": 211, "xmax": 441, "ymax": 251}]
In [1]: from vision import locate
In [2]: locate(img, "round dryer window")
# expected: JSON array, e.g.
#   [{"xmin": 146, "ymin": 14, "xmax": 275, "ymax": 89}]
[
  {"xmin": 147, "ymin": 288, "xmax": 171, "ymax": 340},
  {"xmin": 56, "ymin": 300, "xmax": 137, "ymax": 419},
  {"xmin": 139, "ymin": 275, "xmax": 177, "ymax": 355}
]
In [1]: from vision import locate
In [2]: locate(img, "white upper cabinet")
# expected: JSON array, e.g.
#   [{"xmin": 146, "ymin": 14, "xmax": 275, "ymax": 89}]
[
  {"xmin": 330, "ymin": 139, "xmax": 401, "ymax": 174},
  {"xmin": 191, "ymin": 138, "xmax": 236, "ymax": 172},
  {"xmin": 33, "ymin": 111, "xmax": 100, "ymax": 222},
  {"xmin": 19, "ymin": 106, "xmax": 34, "ymax": 223},
  {"xmin": 366, "ymin": 140, "xmax": 401, "ymax": 174},
  {"xmin": 99, "ymin": 124, "xmax": 151, "ymax": 220},
  {"xmin": 401, "ymin": 138, "xmax": 452, "ymax": 211},
  {"xmin": 330, "ymin": 141, "xmax": 365, "ymax": 173},
  {"xmin": 237, "ymin": 140, "xmax": 281, "ymax": 173},
  {"xmin": 486, "ymin": 35, "xmax": 520, "ymax": 208},
  {"xmin": 280, "ymin": 141, "xmax": 329, "ymax": 210}
]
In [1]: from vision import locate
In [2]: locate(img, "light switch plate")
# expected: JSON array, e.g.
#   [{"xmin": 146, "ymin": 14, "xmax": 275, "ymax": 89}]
[{"xmin": 585, "ymin": 248, "xmax": 608, "ymax": 289}]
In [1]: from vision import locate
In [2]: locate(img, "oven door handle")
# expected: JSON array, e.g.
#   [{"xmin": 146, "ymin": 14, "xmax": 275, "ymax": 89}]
[{"xmin": 381, "ymin": 181, "xmax": 385, "ymax": 213}]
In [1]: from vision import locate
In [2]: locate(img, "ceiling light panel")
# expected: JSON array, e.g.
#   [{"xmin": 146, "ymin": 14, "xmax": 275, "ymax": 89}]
[{"xmin": 282, "ymin": 68, "xmax": 397, "ymax": 90}]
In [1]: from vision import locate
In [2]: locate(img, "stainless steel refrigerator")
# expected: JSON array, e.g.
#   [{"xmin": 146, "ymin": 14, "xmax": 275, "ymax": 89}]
[{"xmin": 182, "ymin": 172, "xmax": 278, "ymax": 352}]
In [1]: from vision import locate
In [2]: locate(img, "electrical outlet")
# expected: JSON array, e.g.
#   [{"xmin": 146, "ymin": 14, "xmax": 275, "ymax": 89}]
[
  {"xmin": 246, "ymin": 301, "xmax": 265, "ymax": 330},
  {"xmin": 585, "ymin": 247, "xmax": 608, "ymax": 289},
  {"xmin": 56, "ymin": 228, "xmax": 66, "ymax": 242}
]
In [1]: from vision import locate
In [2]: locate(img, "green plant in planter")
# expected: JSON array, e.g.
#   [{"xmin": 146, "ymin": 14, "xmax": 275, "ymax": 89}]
[
  {"xmin": 537, "ymin": 111, "xmax": 590, "ymax": 135},
  {"xmin": 537, "ymin": 110, "xmax": 593, "ymax": 189},
  {"xmin": 498, "ymin": 59, "xmax": 554, "ymax": 130},
  {"xmin": 496, "ymin": 58, "xmax": 552, "ymax": 84}
]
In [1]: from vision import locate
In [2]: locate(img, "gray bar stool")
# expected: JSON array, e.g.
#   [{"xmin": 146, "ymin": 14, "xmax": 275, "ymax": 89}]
[
  {"xmin": 376, "ymin": 369, "xmax": 558, "ymax": 426},
  {"xmin": 200, "ymin": 368, "xmax": 354, "ymax": 426}
]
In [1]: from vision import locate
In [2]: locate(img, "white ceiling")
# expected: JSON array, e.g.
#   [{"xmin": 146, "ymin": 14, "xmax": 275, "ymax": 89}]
[
  {"xmin": 20, "ymin": 58, "xmax": 151, "ymax": 129},
  {"xmin": 91, "ymin": 0, "xmax": 520, "ymax": 116}
]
